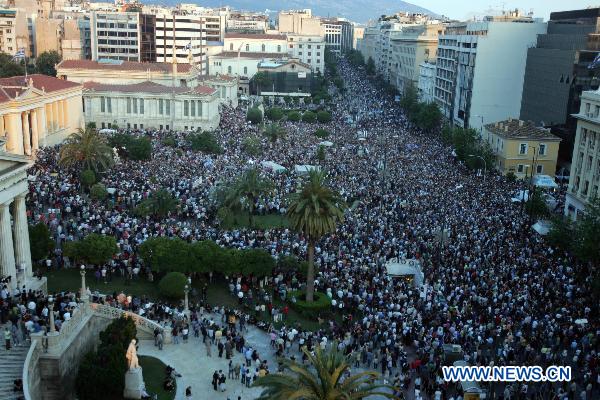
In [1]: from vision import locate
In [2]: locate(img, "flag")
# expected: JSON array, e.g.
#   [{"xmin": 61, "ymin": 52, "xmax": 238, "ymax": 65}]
[
  {"xmin": 588, "ymin": 53, "xmax": 600, "ymax": 70},
  {"xmin": 12, "ymin": 48, "xmax": 25, "ymax": 61},
  {"xmin": 184, "ymin": 42, "xmax": 192, "ymax": 50}
]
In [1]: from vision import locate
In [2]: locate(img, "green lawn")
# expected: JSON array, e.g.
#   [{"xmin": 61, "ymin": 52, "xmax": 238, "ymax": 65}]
[
  {"xmin": 46, "ymin": 268, "xmax": 161, "ymax": 299},
  {"xmin": 139, "ymin": 356, "xmax": 175, "ymax": 400}
]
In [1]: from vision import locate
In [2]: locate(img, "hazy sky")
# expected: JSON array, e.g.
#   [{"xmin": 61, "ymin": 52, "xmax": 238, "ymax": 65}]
[{"xmin": 415, "ymin": 0, "xmax": 597, "ymax": 20}]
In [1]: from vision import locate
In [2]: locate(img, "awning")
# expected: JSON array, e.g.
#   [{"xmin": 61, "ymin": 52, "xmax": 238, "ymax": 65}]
[
  {"xmin": 294, "ymin": 165, "xmax": 320, "ymax": 175},
  {"xmin": 261, "ymin": 161, "xmax": 286, "ymax": 173},
  {"xmin": 532, "ymin": 220, "xmax": 552, "ymax": 235},
  {"xmin": 319, "ymin": 141, "xmax": 333, "ymax": 147},
  {"xmin": 533, "ymin": 174, "xmax": 558, "ymax": 189}
]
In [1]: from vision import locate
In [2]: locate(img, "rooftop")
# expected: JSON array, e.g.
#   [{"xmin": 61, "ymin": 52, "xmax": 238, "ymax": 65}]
[
  {"xmin": 224, "ymin": 33, "xmax": 287, "ymax": 40},
  {"xmin": 83, "ymin": 81, "xmax": 215, "ymax": 96},
  {"xmin": 198, "ymin": 74, "xmax": 237, "ymax": 82},
  {"xmin": 485, "ymin": 119, "xmax": 561, "ymax": 141},
  {"xmin": 0, "ymin": 75, "xmax": 81, "ymax": 104},
  {"xmin": 57, "ymin": 60, "xmax": 194, "ymax": 74},
  {"xmin": 212, "ymin": 51, "xmax": 286, "ymax": 59}
]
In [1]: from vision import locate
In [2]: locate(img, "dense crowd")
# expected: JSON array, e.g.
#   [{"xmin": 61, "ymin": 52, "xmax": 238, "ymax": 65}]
[{"xmin": 1, "ymin": 55, "xmax": 595, "ymax": 400}]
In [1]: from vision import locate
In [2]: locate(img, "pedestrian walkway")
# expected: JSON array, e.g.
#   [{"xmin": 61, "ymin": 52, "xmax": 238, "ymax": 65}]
[
  {"xmin": 138, "ymin": 318, "xmax": 277, "ymax": 400},
  {"xmin": 0, "ymin": 327, "xmax": 28, "ymax": 400}
]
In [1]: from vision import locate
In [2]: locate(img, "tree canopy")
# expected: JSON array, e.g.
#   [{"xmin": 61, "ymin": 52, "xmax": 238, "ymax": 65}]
[
  {"xmin": 35, "ymin": 51, "xmax": 61, "ymax": 76},
  {"xmin": 59, "ymin": 127, "xmax": 115, "ymax": 172}
]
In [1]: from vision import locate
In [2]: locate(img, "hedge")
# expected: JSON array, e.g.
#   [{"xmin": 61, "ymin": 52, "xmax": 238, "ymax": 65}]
[
  {"xmin": 302, "ymin": 111, "xmax": 317, "ymax": 123},
  {"xmin": 287, "ymin": 111, "xmax": 301, "ymax": 122},
  {"xmin": 246, "ymin": 107, "xmax": 263, "ymax": 124},
  {"xmin": 314, "ymin": 129, "xmax": 330, "ymax": 138},
  {"xmin": 316, "ymin": 110, "xmax": 332, "ymax": 123},
  {"xmin": 287, "ymin": 290, "xmax": 332, "ymax": 317},
  {"xmin": 158, "ymin": 272, "xmax": 188, "ymax": 299}
]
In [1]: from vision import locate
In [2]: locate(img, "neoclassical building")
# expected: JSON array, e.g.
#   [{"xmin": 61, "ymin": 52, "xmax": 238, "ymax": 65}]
[
  {"xmin": 198, "ymin": 74, "xmax": 239, "ymax": 108},
  {"xmin": 83, "ymin": 81, "xmax": 221, "ymax": 131},
  {"xmin": 0, "ymin": 138, "xmax": 41, "ymax": 292},
  {"xmin": 0, "ymin": 74, "xmax": 84, "ymax": 156}
]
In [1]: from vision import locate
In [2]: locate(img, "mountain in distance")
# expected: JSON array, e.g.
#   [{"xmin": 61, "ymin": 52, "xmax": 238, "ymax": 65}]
[{"xmin": 144, "ymin": 0, "xmax": 439, "ymax": 24}]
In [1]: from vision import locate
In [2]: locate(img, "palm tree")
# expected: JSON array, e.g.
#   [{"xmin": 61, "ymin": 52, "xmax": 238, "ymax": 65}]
[
  {"xmin": 221, "ymin": 167, "xmax": 273, "ymax": 227},
  {"xmin": 59, "ymin": 127, "xmax": 114, "ymax": 172},
  {"xmin": 263, "ymin": 123, "xmax": 286, "ymax": 143},
  {"xmin": 254, "ymin": 343, "xmax": 396, "ymax": 400},
  {"xmin": 287, "ymin": 170, "xmax": 345, "ymax": 302},
  {"xmin": 253, "ymin": 71, "xmax": 271, "ymax": 96}
]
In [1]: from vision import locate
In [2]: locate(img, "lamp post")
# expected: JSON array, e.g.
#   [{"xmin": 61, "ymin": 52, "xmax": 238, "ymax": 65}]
[
  {"xmin": 467, "ymin": 154, "xmax": 487, "ymax": 182},
  {"xmin": 184, "ymin": 284, "xmax": 190, "ymax": 317},
  {"xmin": 80, "ymin": 265, "xmax": 88, "ymax": 303},
  {"xmin": 48, "ymin": 295, "xmax": 56, "ymax": 333}
]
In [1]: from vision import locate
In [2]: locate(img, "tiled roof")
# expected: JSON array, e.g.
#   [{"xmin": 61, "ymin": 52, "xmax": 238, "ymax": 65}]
[
  {"xmin": 258, "ymin": 59, "xmax": 311, "ymax": 70},
  {"xmin": 57, "ymin": 60, "xmax": 194, "ymax": 74},
  {"xmin": 485, "ymin": 119, "xmax": 561, "ymax": 141},
  {"xmin": 198, "ymin": 74, "xmax": 237, "ymax": 82},
  {"xmin": 225, "ymin": 33, "xmax": 287, "ymax": 40},
  {"xmin": 0, "ymin": 74, "xmax": 81, "ymax": 104},
  {"xmin": 212, "ymin": 51, "xmax": 286, "ymax": 59},
  {"xmin": 83, "ymin": 81, "xmax": 216, "ymax": 96}
]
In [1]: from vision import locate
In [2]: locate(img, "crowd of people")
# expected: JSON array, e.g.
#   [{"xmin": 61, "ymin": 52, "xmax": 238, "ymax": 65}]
[{"xmin": 3, "ymin": 53, "xmax": 595, "ymax": 400}]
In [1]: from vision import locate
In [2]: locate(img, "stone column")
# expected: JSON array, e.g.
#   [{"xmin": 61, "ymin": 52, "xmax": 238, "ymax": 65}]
[
  {"xmin": 22, "ymin": 112, "xmax": 31, "ymax": 156},
  {"xmin": 30, "ymin": 109, "xmax": 39, "ymax": 152},
  {"xmin": 13, "ymin": 194, "xmax": 32, "ymax": 280},
  {"xmin": 0, "ymin": 202, "xmax": 16, "ymax": 290},
  {"xmin": 0, "ymin": 115, "xmax": 4, "ymax": 139},
  {"xmin": 5, "ymin": 113, "xmax": 23, "ymax": 154},
  {"xmin": 37, "ymin": 106, "xmax": 47, "ymax": 147},
  {"xmin": 46, "ymin": 104, "xmax": 53, "ymax": 133},
  {"xmin": 61, "ymin": 100, "xmax": 68, "ymax": 130},
  {"xmin": 52, "ymin": 102, "xmax": 59, "ymax": 131}
]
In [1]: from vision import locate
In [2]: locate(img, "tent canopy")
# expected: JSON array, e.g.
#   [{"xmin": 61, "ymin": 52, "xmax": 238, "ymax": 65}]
[
  {"xmin": 532, "ymin": 220, "xmax": 552, "ymax": 235},
  {"xmin": 261, "ymin": 161, "xmax": 286, "ymax": 173},
  {"xmin": 319, "ymin": 141, "xmax": 333, "ymax": 147},
  {"xmin": 533, "ymin": 174, "xmax": 558, "ymax": 189},
  {"xmin": 294, "ymin": 165, "xmax": 320, "ymax": 175}
]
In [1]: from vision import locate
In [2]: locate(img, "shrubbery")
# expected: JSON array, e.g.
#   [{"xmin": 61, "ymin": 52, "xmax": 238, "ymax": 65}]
[
  {"xmin": 158, "ymin": 272, "xmax": 188, "ymax": 298},
  {"xmin": 28, "ymin": 223, "xmax": 54, "ymax": 263},
  {"xmin": 316, "ymin": 110, "xmax": 332, "ymax": 123},
  {"xmin": 108, "ymin": 133, "xmax": 152, "ymax": 160},
  {"xmin": 287, "ymin": 290, "xmax": 332, "ymax": 317},
  {"xmin": 63, "ymin": 233, "xmax": 118, "ymax": 265},
  {"xmin": 80, "ymin": 169, "xmax": 96, "ymax": 187},
  {"xmin": 287, "ymin": 111, "xmax": 301, "ymax": 122},
  {"xmin": 265, "ymin": 107, "xmax": 284, "ymax": 121},
  {"xmin": 314, "ymin": 129, "xmax": 330, "ymax": 138},
  {"xmin": 90, "ymin": 183, "xmax": 108, "ymax": 201},
  {"xmin": 76, "ymin": 316, "xmax": 137, "ymax": 400}
]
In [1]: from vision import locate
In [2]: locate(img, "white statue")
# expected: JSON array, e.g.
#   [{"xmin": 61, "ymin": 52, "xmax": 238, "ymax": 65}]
[{"xmin": 126, "ymin": 339, "xmax": 140, "ymax": 371}]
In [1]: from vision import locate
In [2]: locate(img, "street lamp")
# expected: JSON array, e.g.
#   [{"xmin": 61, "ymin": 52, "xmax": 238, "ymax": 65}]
[
  {"xmin": 48, "ymin": 296, "xmax": 56, "ymax": 333},
  {"xmin": 467, "ymin": 154, "xmax": 487, "ymax": 181},
  {"xmin": 80, "ymin": 265, "xmax": 88, "ymax": 303},
  {"xmin": 184, "ymin": 284, "xmax": 190, "ymax": 317}
]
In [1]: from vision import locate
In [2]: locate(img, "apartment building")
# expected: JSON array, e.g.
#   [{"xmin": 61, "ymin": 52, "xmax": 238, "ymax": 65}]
[
  {"xmin": 565, "ymin": 89, "xmax": 600, "ymax": 219},
  {"xmin": 155, "ymin": 12, "xmax": 206, "ymax": 70},
  {"xmin": 226, "ymin": 13, "xmax": 268, "ymax": 33},
  {"xmin": 0, "ymin": 8, "xmax": 28, "ymax": 56},
  {"xmin": 278, "ymin": 9, "xmax": 322, "ymax": 36},
  {"xmin": 434, "ymin": 10, "xmax": 547, "ymax": 131},
  {"xmin": 322, "ymin": 18, "xmax": 353, "ymax": 53},
  {"xmin": 418, "ymin": 61, "xmax": 436, "ymax": 103},
  {"xmin": 90, "ymin": 11, "xmax": 156, "ymax": 62},
  {"xmin": 287, "ymin": 34, "xmax": 326, "ymax": 73}
]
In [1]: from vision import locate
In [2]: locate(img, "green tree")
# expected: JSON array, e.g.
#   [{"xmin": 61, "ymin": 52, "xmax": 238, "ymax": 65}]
[
  {"xmin": 547, "ymin": 216, "xmax": 574, "ymax": 252},
  {"xmin": 246, "ymin": 107, "xmax": 263, "ymax": 124},
  {"xmin": 366, "ymin": 56, "xmax": 376, "ymax": 75},
  {"xmin": 242, "ymin": 136, "xmax": 261, "ymax": 156},
  {"xmin": 287, "ymin": 111, "xmax": 301, "ymax": 122},
  {"xmin": 80, "ymin": 169, "xmax": 96, "ymax": 188},
  {"xmin": 265, "ymin": 107, "xmax": 284, "ymax": 121},
  {"xmin": 29, "ymin": 223, "xmax": 54, "ymax": 263},
  {"xmin": 219, "ymin": 168, "xmax": 273, "ymax": 227},
  {"xmin": 239, "ymin": 248, "xmax": 275, "ymax": 277},
  {"xmin": 127, "ymin": 137, "xmax": 152, "ymax": 160},
  {"xmin": 0, "ymin": 52, "xmax": 25, "ymax": 77},
  {"xmin": 302, "ymin": 111, "xmax": 317, "ymax": 123},
  {"xmin": 90, "ymin": 183, "xmax": 108, "ymax": 201},
  {"xmin": 158, "ymin": 272, "xmax": 188, "ymax": 298},
  {"xmin": 414, "ymin": 102, "xmax": 442, "ymax": 131},
  {"xmin": 59, "ymin": 127, "xmax": 114, "ymax": 172},
  {"xmin": 400, "ymin": 84, "xmax": 419, "ymax": 117},
  {"xmin": 263, "ymin": 123, "xmax": 286, "ymax": 143},
  {"xmin": 287, "ymin": 170, "xmax": 345, "ymax": 302},
  {"xmin": 189, "ymin": 131, "xmax": 222, "ymax": 154},
  {"xmin": 35, "ymin": 50, "xmax": 61, "ymax": 76},
  {"xmin": 526, "ymin": 187, "xmax": 549, "ymax": 221},
  {"xmin": 316, "ymin": 110, "xmax": 332, "ymax": 123},
  {"xmin": 138, "ymin": 189, "xmax": 177, "ymax": 218},
  {"xmin": 139, "ymin": 237, "xmax": 192, "ymax": 273},
  {"xmin": 316, "ymin": 145, "xmax": 326, "ymax": 162},
  {"xmin": 252, "ymin": 71, "xmax": 271, "ymax": 95},
  {"xmin": 314, "ymin": 129, "xmax": 330, "ymax": 138},
  {"xmin": 254, "ymin": 343, "xmax": 395, "ymax": 400},
  {"xmin": 65, "ymin": 234, "xmax": 118, "ymax": 266},
  {"xmin": 573, "ymin": 196, "xmax": 600, "ymax": 266},
  {"xmin": 190, "ymin": 240, "xmax": 229, "ymax": 274}
]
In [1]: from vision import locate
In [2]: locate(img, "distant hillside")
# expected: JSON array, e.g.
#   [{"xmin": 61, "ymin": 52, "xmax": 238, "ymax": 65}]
[{"xmin": 142, "ymin": 0, "xmax": 438, "ymax": 23}]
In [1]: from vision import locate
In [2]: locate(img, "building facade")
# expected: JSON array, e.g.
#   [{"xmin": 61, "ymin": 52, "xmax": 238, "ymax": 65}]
[
  {"xmin": 254, "ymin": 59, "xmax": 314, "ymax": 96},
  {"xmin": 519, "ymin": 8, "xmax": 600, "ymax": 163},
  {"xmin": 198, "ymin": 74, "xmax": 239, "ymax": 108},
  {"xmin": 565, "ymin": 89, "xmax": 600, "ymax": 219},
  {"xmin": 417, "ymin": 61, "xmax": 436, "ymax": 103},
  {"xmin": 0, "ymin": 75, "xmax": 84, "ymax": 156},
  {"xmin": 82, "ymin": 81, "xmax": 221, "ymax": 132},
  {"xmin": 286, "ymin": 34, "xmax": 326, "ymax": 74},
  {"xmin": 433, "ymin": 24, "xmax": 463, "ymax": 119},
  {"xmin": 226, "ymin": 13, "xmax": 268, "ymax": 33},
  {"xmin": 155, "ymin": 12, "xmax": 206, "ymax": 70},
  {"xmin": 278, "ymin": 9, "xmax": 322, "ymax": 36},
  {"xmin": 483, "ymin": 118, "xmax": 561, "ymax": 178},
  {"xmin": 435, "ymin": 11, "xmax": 547, "ymax": 131},
  {"xmin": 90, "ymin": 11, "xmax": 156, "ymax": 62},
  {"xmin": 0, "ymin": 8, "xmax": 28, "ymax": 56},
  {"xmin": 322, "ymin": 19, "xmax": 353, "ymax": 53}
]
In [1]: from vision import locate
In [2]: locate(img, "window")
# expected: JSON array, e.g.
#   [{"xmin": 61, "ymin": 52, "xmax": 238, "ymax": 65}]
[
  {"xmin": 220, "ymin": 87, "xmax": 225, "ymax": 98},
  {"xmin": 198, "ymin": 102, "xmax": 203, "ymax": 116},
  {"xmin": 166, "ymin": 124, "xmax": 169, "ymax": 130},
  {"xmin": 140, "ymin": 124, "xmax": 143, "ymax": 129},
  {"xmin": 107, "ymin": 97, "xmax": 112, "ymax": 113},
  {"xmin": 160, "ymin": 125, "xmax": 163, "ymax": 130},
  {"xmin": 126, "ymin": 98, "xmax": 131, "ymax": 114},
  {"xmin": 538, "ymin": 143, "xmax": 546, "ymax": 156},
  {"xmin": 229, "ymin": 43, "xmax": 233, "ymax": 50},
  {"xmin": 245, "ymin": 44, "xmax": 249, "ymax": 51},
  {"xmin": 166, "ymin": 100, "xmax": 170, "ymax": 115},
  {"xmin": 139, "ymin": 99, "xmax": 144, "ymax": 115},
  {"xmin": 536, "ymin": 165, "xmax": 543, "ymax": 174},
  {"xmin": 133, "ymin": 98, "xmax": 137, "ymax": 114},
  {"xmin": 191, "ymin": 100, "xmax": 195, "ymax": 117},
  {"xmin": 159, "ymin": 99, "xmax": 163, "ymax": 115},
  {"xmin": 277, "ymin": 45, "xmax": 281, "ymax": 52},
  {"xmin": 184, "ymin": 100, "xmax": 189, "ymax": 116},
  {"xmin": 261, "ymin": 44, "xmax": 265, "ymax": 52},
  {"xmin": 100, "ymin": 96, "xmax": 105, "ymax": 113},
  {"xmin": 519, "ymin": 143, "xmax": 528, "ymax": 155},
  {"xmin": 243, "ymin": 66, "xmax": 247, "ymax": 75},
  {"xmin": 517, "ymin": 164, "xmax": 524, "ymax": 173},
  {"xmin": 228, "ymin": 66, "xmax": 232, "ymax": 74},
  {"xmin": 101, "ymin": 122, "xmax": 105, "ymax": 129}
]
